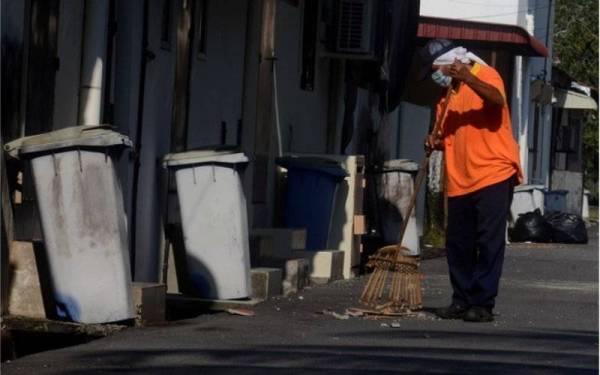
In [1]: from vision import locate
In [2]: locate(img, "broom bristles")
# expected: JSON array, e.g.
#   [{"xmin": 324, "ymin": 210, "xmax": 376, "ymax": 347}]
[{"xmin": 360, "ymin": 245, "xmax": 423, "ymax": 312}]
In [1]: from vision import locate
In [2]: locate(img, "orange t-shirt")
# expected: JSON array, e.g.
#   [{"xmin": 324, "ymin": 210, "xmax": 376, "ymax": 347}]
[{"xmin": 438, "ymin": 63, "xmax": 523, "ymax": 197}]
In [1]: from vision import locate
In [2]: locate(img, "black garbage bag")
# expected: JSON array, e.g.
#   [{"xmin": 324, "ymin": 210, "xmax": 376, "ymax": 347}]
[
  {"xmin": 511, "ymin": 209, "xmax": 552, "ymax": 243},
  {"xmin": 543, "ymin": 212, "xmax": 588, "ymax": 244}
]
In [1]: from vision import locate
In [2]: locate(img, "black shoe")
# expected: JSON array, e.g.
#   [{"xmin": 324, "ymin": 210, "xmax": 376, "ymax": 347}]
[
  {"xmin": 435, "ymin": 303, "xmax": 469, "ymax": 319},
  {"xmin": 463, "ymin": 306, "xmax": 494, "ymax": 322}
]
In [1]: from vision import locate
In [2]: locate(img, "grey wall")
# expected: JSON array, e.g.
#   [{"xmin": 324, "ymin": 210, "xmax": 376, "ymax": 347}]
[
  {"xmin": 132, "ymin": 0, "xmax": 178, "ymax": 282},
  {"xmin": 113, "ymin": 0, "xmax": 178, "ymax": 282},
  {"xmin": 1, "ymin": 0, "xmax": 26, "ymax": 140},
  {"xmin": 275, "ymin": 1, "xmax": 330, "ymax": 154},
  {"xmin": 551, "ymin": 170, "xmax": 583, "ymax": 215},
  {"xmin": 186, "ymin": 0, "xmax": 249, "ymax": 149},
  {"xmin": 53, "ymin": 0, "xmax": 84, "ymax": 129}
]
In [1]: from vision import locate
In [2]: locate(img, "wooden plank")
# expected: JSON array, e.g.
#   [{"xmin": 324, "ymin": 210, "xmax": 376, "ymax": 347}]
[
  {"xmin": 166, "ymin": 293, "xmax": 261, "ymax": 312},
  {"xmin": 251, "ymin": 0, "xmax": 277, "ymax": 205},
  {"xmin": 1, "ymin": 151, "xmax": 14, "ymax": 315},
  {"xmin": 170, "ymin": 0, "xmax": 193, "ymax": 152},
  {"xmin": 1, "ymin": 316, "xmax": 127, "ymax": 337}
]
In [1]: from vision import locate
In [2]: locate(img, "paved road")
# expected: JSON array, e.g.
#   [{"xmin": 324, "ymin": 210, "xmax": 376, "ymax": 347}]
[{"xmin": 3, "ymin": 228, "xmax": 598, "ymax": 374}]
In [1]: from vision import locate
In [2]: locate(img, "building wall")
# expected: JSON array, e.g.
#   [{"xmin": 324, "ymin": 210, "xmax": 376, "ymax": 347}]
[
  {"xmin": 52, "ymin": 0, "xmax": 84, "ymax": 129},
  {"xmin": 1, "ymin": 0, "xmax": 27, "ymax": 140},
  {"xmin": 274, "ymin": 1, "xmax": 330, "ymax": 155},
  {"xmin": 112, "ymin": 0, "xmax": 179, "ymax": 282},
  {"xmin": 186, "ymin": 0, "xmax": 249, "ymax": 149},
  {"xmin": 113, "ymin": 0, "xmax": 144, "ymax": 232},
  {"xmin": 420, "ymin": 0, "xmax": 529, "ymax": 26},
  {"xmin": 551, "ymin": 170, "xmax": 583, "ymax": 215}
]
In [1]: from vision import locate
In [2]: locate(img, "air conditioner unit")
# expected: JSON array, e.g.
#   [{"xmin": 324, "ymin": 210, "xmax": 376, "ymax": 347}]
[{"xmin": 322, "ymin": 0, "xmax": 379, "ymax": 60}]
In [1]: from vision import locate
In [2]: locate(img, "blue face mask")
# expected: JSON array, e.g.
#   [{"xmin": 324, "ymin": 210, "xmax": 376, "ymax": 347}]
[{"xmin": 431, "ymin": 69, "xmax": 452, "ymax": 87}]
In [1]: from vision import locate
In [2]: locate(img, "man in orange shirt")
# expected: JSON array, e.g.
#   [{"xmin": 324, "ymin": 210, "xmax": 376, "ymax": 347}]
[{"xmin": 419, "ymin": 39, "xmax": 522, "ymax": 322}]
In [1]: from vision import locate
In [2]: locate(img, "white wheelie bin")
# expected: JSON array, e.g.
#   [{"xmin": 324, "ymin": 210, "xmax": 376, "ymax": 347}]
[
  {"xmin": 4, "ymin": 125, "xmax": 134, "ymax": 323},
  {"xmin": 163, "ymin": 150, "xmax": 251, "ymax": 300}
]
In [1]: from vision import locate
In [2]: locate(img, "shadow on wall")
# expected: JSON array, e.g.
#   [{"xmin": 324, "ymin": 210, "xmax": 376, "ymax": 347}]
[{"xmin": 42, "ymin": 328, "xmax": 598, "ymax": 374}]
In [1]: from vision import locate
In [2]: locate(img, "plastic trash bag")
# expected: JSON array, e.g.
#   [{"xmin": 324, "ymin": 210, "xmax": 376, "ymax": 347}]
[
  {"xmin": 511, "ymin": 209, "xmax": 552, "ymax": 243},
  {"xmin": 544, "ymin": 212, "xmax": 588, "ymax": 244}
]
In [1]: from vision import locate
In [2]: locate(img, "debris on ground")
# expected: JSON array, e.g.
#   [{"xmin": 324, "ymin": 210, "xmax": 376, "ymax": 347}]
[
  {"xmin": 344, "ymin": 308, "xmax": 365, "ymax": 317},
  {"xmin": 391, "ymin": 321, "xmax": 401, "ymax": 328},
  {"xmin": 226, "ymin": 308, "xmax": 255, "ymax": 317},
  {"xmin": 321, "ymin": 309, "xmax": 350, "ymax": 320}
]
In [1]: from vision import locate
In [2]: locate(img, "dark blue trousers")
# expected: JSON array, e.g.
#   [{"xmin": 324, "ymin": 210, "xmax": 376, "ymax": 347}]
[{"xmin": 445, "ymin": 175, "xmax": 516, "ymax": 309}]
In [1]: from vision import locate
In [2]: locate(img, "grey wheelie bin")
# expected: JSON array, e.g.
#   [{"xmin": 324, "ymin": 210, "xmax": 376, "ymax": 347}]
[{"xmin": 4, "ymin": 125, "xmax": 134, "ymax": 324}]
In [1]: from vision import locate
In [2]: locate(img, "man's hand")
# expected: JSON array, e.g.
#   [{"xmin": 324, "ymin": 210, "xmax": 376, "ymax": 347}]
[
  {"xmin": 447, "ymin": 60, "xmax": 473, "ymax": 84},
  {"xmin": 448, "ymin": 59, "xmax": 505, "ymax": 106},
  {"xmin": 424, "ymin": 130, "xmax": 444, "ymax": 153}
]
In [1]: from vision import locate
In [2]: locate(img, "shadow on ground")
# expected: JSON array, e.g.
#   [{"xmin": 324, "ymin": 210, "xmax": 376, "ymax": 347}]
[{"xmin": 18, "ymin": 328, "xmax": 596, "ymax": 375}]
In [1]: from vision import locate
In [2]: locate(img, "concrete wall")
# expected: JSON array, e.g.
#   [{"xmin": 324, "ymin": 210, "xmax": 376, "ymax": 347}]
[
  {"xmin": 112, "ymin": 0, "xmax": 178, "ymax": 282},
  {"xmin": 53, "ymin": 0, "xmax": 84, "ymax": 129},
  {"xmin": 132, "ymin": 0, "xmax": 178, "ymax": 282},
  {"xmin": 186, "ymin": 0, "xmax": 249, "ymax": 149},
  {"xmin": 113, "ymin": 0, "xmax": 144, "ymax": 233},
  {"xmin": 1, "ymin": 0, "xmax": 27, "ymax": 140},
  {"xmin": 420, "ymin": 0, "xmax": 529, "ymax": 26},
  {"xmin": 275, "ymin": 1, "xmax": 330, "ymax": 154},
  {"xmin": 551, "ymin": 170, "xmax": 583, "ymax": 215}
]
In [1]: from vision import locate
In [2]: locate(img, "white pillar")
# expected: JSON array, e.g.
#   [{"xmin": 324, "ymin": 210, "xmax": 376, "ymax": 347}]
[
  {"xmin": 519, "ymin": 58, "xmax": 531, "ymax": 183},
  {"xmin": 78, "ymin": 0, "xmax": 110, "ymax": 125},
  {"xmin": 511, "ymin": 55, "xmax": 523, "ymax": 142}
]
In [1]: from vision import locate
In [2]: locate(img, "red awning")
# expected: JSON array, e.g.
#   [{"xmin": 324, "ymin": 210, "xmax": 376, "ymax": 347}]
[{"xmin": 417, "ymin": 16, "xmax": 549, "ymax": 57}]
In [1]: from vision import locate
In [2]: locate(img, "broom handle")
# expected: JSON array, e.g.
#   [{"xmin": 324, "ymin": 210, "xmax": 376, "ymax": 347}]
[{"xmin": 396, "ymin": 87, "xmax": 454, "ymax": 254}]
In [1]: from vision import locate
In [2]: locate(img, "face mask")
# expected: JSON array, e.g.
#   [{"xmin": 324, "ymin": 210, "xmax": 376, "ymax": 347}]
[{"xmin": 431, "ymin": 69, "xmax": 452, "ymax": 87}]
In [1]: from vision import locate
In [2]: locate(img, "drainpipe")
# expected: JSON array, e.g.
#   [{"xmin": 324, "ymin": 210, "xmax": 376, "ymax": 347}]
[{"xmin": 78, "ymin": 0, "xmax": 110, "ymax": 125}]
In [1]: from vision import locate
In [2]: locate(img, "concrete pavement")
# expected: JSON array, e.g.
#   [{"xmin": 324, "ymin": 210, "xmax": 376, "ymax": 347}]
[{"xmin": 3, "ymin": 227, "xmax": 598, "ymax": 374}]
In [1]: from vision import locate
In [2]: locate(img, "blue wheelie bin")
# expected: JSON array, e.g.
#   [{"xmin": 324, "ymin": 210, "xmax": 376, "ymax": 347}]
[{"xmin": 277, "ymin": 157, "xmax": 348, "ymax": 250}]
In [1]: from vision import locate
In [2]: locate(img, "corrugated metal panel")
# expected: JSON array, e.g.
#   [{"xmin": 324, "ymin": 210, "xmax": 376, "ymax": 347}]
[{"xmin": 417, "ymin": 16, "xmax": 549, "ymax": 57}]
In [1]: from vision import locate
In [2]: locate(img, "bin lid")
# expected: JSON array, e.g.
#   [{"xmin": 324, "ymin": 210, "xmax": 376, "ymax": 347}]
[
  {"xmin": 379, "ymin": 159, "xmax": 419, "ymax": 173},
  {"xmin": 514, "ymin": 184, "xmax": 546, "ymax": 193},
  {"xmin": 4, "ymin": 125, "xmax": 132, "ymax": 159},
  {"xmin": 276, "ymin": 156, "xmax": 348, "ymax": 179},
  {"xmin": 544, "ymin": 189, "xmax": 568, "ymax": 195},
  {"xmin": 163, "ymin": 148, "xmax": 249, "ymax": 167}
]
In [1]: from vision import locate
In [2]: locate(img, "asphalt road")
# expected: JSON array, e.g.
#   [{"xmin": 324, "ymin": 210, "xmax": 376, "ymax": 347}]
[{"xmin": 3, "ymin": 227, "xmax": 598, "ymax": 374}]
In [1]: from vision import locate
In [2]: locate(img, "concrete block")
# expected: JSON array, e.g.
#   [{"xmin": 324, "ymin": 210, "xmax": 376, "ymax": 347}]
[
  {"xmin": 251, "ymin": 228, "xmax": 307, "ymax": 260},
  {"xmin": 259, "ymin": 257, "xmax": 310, "ymax": 296},
  {"xmin": 132, "ymin": 282, "xmax": 166, "ymax": 326},
  {"xmin": 282, "ymin": 258, "xmax": 310, "ymax": 296},
  {"xmin": 251, "ymin": 267, "xmax": 282, "ymax": 300},
  {"xmin": 7, "ymin": 241, "xmax": 46, "ymax": 318},
  {"xmin": 295, "ymin": 250, "xmax": 345, "ymax": 284}
]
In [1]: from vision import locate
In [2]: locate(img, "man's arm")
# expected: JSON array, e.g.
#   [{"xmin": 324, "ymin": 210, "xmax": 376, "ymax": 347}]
[{"xmin": 448, "ymin": 61, "xmax": 505, "ymax": 106}]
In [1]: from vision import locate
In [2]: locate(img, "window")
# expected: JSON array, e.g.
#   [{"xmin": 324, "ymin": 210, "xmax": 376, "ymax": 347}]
[
  {"xmin": 194, "ymin": 0, "xmax": 208, "ymax": 60},
  {"xmin": 553, "ymin": 110, "xmax": 583, "ymax": 172}
]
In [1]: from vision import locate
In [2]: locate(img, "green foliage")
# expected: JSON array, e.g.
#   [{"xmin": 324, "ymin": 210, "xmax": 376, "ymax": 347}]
[
  {"xmin": 423, "ymin": 191, "xmax": 445, "ymax": 247},
  {"xmin": 554, "ymin": 0, "xmax": 599, "ymax": 205},
  {"xmin": 554, "ymin": 0, "xmax": 598, "ymax": 89}
]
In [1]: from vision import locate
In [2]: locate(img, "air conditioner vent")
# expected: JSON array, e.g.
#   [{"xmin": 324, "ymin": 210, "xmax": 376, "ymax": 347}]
[{"xmin": 332, "ymin": 0, "xmax": 375, "ymax": 55}]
